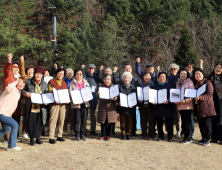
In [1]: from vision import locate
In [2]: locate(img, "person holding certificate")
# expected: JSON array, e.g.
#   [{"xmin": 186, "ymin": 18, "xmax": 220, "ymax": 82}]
[
  {"xmin": 22, "ymin": 66, "xmax": 48, "ymax": 146},
  {"xmin": 48, "ymin": 68, "xmax": 68, "ymax": 144},
  {"xmin": 63, "ymin": 68, "xmax": 74, "ymax": 136},
  {"xmin": 117, "ymin": 72, "xmax": 137, "ymax": 140},
  {"xmin": 69, "ymin": 67, "xmax": 90, "ymax": 141},
  {"xmin": 175, "ymin": 68, "xmax": 194, "ymax": 144},
  {"xmin": 151, "ymin": 72, "xmax": 174, "ymax": 142},
  {"xmin": 97, "ymin": 74, "xmax": 118, "ymax": 140},
  {"xmin": 193, "ymin": 68, "xmax": 216, "ymax": 146},
  {"xmin": 137, "ymin": 70, "xmax": 155, "ymax": 140},
  {"xmin": 208, "ymin": 64, "xmax": 222, "ymax": 144}
]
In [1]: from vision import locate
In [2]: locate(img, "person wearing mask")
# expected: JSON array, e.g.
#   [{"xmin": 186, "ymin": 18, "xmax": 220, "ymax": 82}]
[
  {"xmin": 168, "ymin": 63, "xmax": 181, "ymax": 139},
  {"xmin": 22, "ymin": 66, "xmax": 48, "ymax": 146},
  {"xmin": 63, "ymin": 68, "xmax": 74, "ymax": 136},
  {"xmin": 193, "ymin": 68, "xmax": 216, "ymax": 146},
  {"xmin": 69, "ymin": 67, "xmax": 90, "ymax": 141},
  {"xmin": 113, "ymin": 63, "xmax": 139, "ymax": 136},
  {"xmin": 208, "ymin": 63, "xmax": 222, "ymax": 144},
  {"xmin": 20, "ymin": 55, "xmax": 35, "ymax": 139},
  {"xmin": 135, "ymin": 57, "xmax": 160, "ymax": 84},
  {"xmin": 175, "ymin": 68, "xmax": 194, "ymax": 144},
  {"xmin": 152, "ymin": 72, "xmax": 174, "ymax": 142},
  {"xmin": 2, "ymin": 53, "xmax": 22, "ymax": 143},
  {"xmin": 48, "ymin": 68, "xmax": 68, "ymax": 144},
  {"xmin": 117, "ymin": 72, "xmax": 137, "ymax": 140},
  {"xmin": 97, "ymin": 74, "xmax": 117, "ymax": 140},
  {"xmin": 84, "ymin": 64, "xmax": 100, "ymax": 136},
  {"xmin": 137, "ymin": 71, "xmax": 155, "ymax": 139},
  {"xmin": 0, "ymin": 78, "xmax": 26, "ymax": 151}
]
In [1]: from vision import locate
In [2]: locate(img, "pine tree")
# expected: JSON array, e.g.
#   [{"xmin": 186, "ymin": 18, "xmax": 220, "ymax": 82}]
[{"xmin": 174, "ymin": 26, "xmax": 198, "ymax": 68}]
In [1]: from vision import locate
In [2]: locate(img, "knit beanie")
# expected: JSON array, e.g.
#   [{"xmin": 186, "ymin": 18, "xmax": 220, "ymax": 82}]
[{"xmin": 34, "ymin": 66, "xmax": 45, "ymax": 74}]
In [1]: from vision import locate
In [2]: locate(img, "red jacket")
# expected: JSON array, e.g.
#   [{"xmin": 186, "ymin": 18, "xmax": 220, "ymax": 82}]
[{"xmin": 3, "ymin": 60, "xmax": 21, "ymax": 116}]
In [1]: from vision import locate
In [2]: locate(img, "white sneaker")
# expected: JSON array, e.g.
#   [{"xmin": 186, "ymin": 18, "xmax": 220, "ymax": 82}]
[
  {"xmin": 176, "ymin": 132, "xmax": 181, "ymax": 138},
  {"xmin": 16, "ymin": 139, "xmax": 21, "ymax": 143},
  {"xmin": 3, "ymin": 141, "xmax": 8, "ymax": 143},
  {"xmin": 23, "ymin": 134, "xmax": 29, "ymax": 139},
  {"xmin": 7, "ymin": 146, "xmax": 22, "ymax": 151}
]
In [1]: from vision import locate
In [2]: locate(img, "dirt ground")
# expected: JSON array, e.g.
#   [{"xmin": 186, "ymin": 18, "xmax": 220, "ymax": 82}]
[{"xmin": 0, "ymin": 119, "xmax": 222, "ymax": 170}]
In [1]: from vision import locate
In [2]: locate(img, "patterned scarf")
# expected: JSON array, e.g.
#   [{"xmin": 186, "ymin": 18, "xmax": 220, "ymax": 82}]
[{"xmin": 31, "ymin": 80, "xmax": 42, "ymax": 113}]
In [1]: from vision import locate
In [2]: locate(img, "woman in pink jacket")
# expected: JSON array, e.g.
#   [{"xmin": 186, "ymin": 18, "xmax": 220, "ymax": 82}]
[
  {"xmin": 175, "ymin": 68, "xmax": 194, "ymax": 144},
  {"xmin": 0, "ymin": 78, "xmax": 26, "ymax": 151}
]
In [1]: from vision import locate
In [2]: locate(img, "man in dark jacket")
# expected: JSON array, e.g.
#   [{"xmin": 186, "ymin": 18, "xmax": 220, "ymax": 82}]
[
  {"xmin": 84, "ymin": 64, "xmax": 100, "ymax": 135},
  {"xmin": 112, "ymin": 63, "xmax": 139, "ymax": 136}
]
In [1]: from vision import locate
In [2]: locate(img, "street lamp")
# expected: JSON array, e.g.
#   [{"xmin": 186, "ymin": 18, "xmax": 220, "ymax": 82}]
[{"xmin": 49, "ymin": 7, "xmax": 57, "ymax": 69}]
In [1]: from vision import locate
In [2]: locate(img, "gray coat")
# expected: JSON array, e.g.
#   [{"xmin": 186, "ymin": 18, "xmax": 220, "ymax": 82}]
[{"xmin": 22, "ymin": 78, "xmax": 48, "ymax": 125}]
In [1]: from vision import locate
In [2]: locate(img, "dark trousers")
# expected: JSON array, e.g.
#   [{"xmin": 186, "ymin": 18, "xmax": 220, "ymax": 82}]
[
  {"xmin": 12, "ymin": 115, "xmax": 20, "ymax": 138},
  {"xmin": 139, "ymin": 107, "xmax": 154, "ymax": 136},
  {"xmin": 74, "ymin": 104, "xmax": 88, "ymax": 136},
  {"xmin": 132, "ymin": 114, "xmax": 137, "ymax": 133},
  {"xmin": 28, "ymin": 112, "xmax": 43, "ymax": 139},
  {"xmin": 89, "ymin": 105, "xmax": 97, "ymax": 133},
  {"xmin": 101, "ymin": 115, "xmax": 114, "ymax": 137},
  {"xmin": 180, "ymin": 110, "xmax": 192, "ymax": 141},
  {"xmin": 120, "ymin": 113, "xmax": 133, "ymax": 136},
  {"xmin": 198, "ymin": 116, "xmax": 212, "ymax": 141},
  {"xmin": 64, "ymin": 103, "xmax": 74, "ymax": 131},
  {"xmin": 156, "ymin": 117, "xmax": 173, "ymax": 139},
  {"xmin": 211, "ymin": 96, "xmax": 222, "ymax": 141}
]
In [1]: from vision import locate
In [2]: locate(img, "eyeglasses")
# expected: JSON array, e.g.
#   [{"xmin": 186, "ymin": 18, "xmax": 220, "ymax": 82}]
[
  {"xmin": 170, "ymin": 68, "xmax": 177, "ymax": 71},
  {"xmin": 76, "ymin": 73, "xmax": 83, "ymax": 76},
  {"xmin": 12, "ymin": 66, "xmax": 19, "ymax": 69}
]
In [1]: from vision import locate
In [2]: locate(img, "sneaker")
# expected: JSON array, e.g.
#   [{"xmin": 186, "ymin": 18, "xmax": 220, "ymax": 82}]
[
  {"xmin": 168, "ymin": 138, "xmax": 173, "ymax": 142},
  {"xmin": 80, "ymin": 135, "xmax": 86, "ymax": 141},
  {"xmin": 76, "ymin": 135, "xmax": 80, "ymax": 141},
  {"xmin": 181, "ymin": 140, "xmax": 190, "ymax": 144},
  {"xmin": 126, "ymin": 135, "xmax": 131, "ymax": 140},
  {"xmin": 7, "ymin": 146, "xmax": 22, "ymax": 151},
  {"xmin": 149, "ymin": 135, "xmax": 155, "ymax": 140},
  {"xmin": 63, "ymin": 131, "xmax": 67, "ymax": 136},
  {"xmin": 197, "ymin": 139, "xmax": 204, "ymax": 145},
  {"xmin": 176, "ymin": 132, "xmax": 181, "ymax": 138},
  {"xmin": 3, "ymin": 141, "xmax": 8, "ymax": 143},
  {"xmin": 36, "ymin": 138, "xmax": 43, "ymax": 144},
  {"xmin": 49, "ymin": 139, "xmax": 56, "ymax": 144},
  {"xmin": 23, "ymin": 134, "xmax": 29, "ymax": 139},
  {"xmin": 203, "ymin": 140, "xmax": 210, "ymax": 146},
  {"xmin": 99, "ymin": 137, "xmax": 105, "ymax": 140},
  {"xmin": 122, "ymin": 135, "xmax": 126, "ymax": 140},
  {"xmin": 106, "ymin": 136, "xmax": 111, "ymax": 141},
  {"xmin": 16, "ymin": 139, "xmax": 21, "ymax": 143},
  {"xmin": 30, "ymin": 139, "xmax": 36, "ymax": 146}
]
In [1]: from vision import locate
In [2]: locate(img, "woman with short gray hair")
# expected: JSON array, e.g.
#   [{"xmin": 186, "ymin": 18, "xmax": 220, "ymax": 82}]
[
  {"xmin": 117, "ymin": 72, "xmax": 136, "ymax": 140},
  {"xmin": 63, "ymin": 68, "xmax": 74, "ymax": 135},
  {"xmin": 168, "ymin": 63, "xmax": 179, "ymax": 76}
]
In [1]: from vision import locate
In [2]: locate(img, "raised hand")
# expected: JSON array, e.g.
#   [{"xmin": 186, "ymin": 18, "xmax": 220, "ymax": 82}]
[
  {"xmin": 81, "ymin": 64, "xmax": 85, "ymax": 68},
  {"xmin": 99, "ymin": 65, "xmax": 104, "ymax": 70},
  {"xmin": 113, "ymin": 67, "xmax": 118, "ymax": 72},
  {"xmin": 136, "ymin": 57, "xmax": 140, "ymax": 63},
  {"xmin": 54, "ymin": 63, "xmax": 57, "ymax": 68},
  {"xmin": 20, "ymin": 55, "xmax": 24, "ymax": 62},
  {"xmin": 199, "ymin": 60, "xmax": 203, "ymax": 65},
  {"xmin": 7, "ymin": 53, "xmax": 13, "ymax": 61}
]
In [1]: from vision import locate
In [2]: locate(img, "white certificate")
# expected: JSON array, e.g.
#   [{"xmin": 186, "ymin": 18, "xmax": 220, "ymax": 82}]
[
  {"xmin": 143, "ymin": 86, "xmax": 150, "ymax": 101},
  {"xmin": 120, "ymin": 93, "xmax": 128, "ymax": 107},
  {"xmin": 31, "ymin": 93, "xmax": 43, "ymax": 104},
  {"xmin": 128, "ymin": 93, "xmax": 137, "ymax": 107},
  {"xmin": 149, "ymin": 89, "xmax": 157, "ymax": 103},
  {"xmin": 158, "ymin": 89, "xmax": 167, "ymax": 104},
  {"xmin": 44, "ymin": 76, "xmax": 53, "ymax": 84},
  {"xmin": 53, "ymin": 88, "xmax": 59, "ymax": 102},
  {"xmin": 70, "ymin": 90, "xmax": 83, "ymax": 104},
  {"xmin": 137, "ymin": 87, "xmax": 143, "ymax": 101},
  {"xmin": 57, "ymin": 89, "xmax": 70, "ymax": 103},
  {"xmin": 185, "ymin": 89, "xmax": 197, "ymax": 98},
  {"xmin": 197, "ymin": 84, "xmax": 206, "ymax": 97},
  {"xmin": 99, "ymin": 87, "xmax": 110, "ymax": 99},
  {"xmin": 81, "ymin": 87, "xmax": 93, "ymax": 102},
  {"xmin": 91, "ymin": 85, "xmax": 96, "ymax": 93},
  {"xmin": 42, "ymin": 93, "xmax": 55, "ymax": 104},
  {"xmin": 180, "ymin": 86, "xmax": 185, "ymax": 101},
  {"xmin": 170, "ymin": 89, "xmax": 180, "ymax": 103},
  {"xmin": 110, "ymin": 85, "xmax": 119, "ymax": 98}
]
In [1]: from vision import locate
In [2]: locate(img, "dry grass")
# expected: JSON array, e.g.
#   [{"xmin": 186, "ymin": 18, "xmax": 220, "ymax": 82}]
[{"xmin": 0, "ymin": 121, "xmax": 222, "ymax": 170}]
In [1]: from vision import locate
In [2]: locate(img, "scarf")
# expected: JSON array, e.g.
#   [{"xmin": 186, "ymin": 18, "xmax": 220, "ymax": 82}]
[
  {"xmin": 143, "ymin": 81, "xmax": 151, "ymax": 87},
  {"xmin": 64, "ymin": 77, "xmax": 73, "ymax": 88},
  {"xmin": 158, "ymin": 82, "xmax": 165, "ymax": 86},
  {"xmin": 177, "ymin": 79, "xmax": 186, "ymax": 88},
  {"xmin": 31, "ymin": 80, "xmax": 42, "ymax": 113},
  {"xmin": 124, "ymin": 83, "xmax": 131, "ymax": 89}
]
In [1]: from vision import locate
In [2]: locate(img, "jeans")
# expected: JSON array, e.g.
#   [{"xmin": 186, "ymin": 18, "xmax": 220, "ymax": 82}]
[{"xmin": 0, "ymin": 115, "xmax": 18, "ymax": 148}]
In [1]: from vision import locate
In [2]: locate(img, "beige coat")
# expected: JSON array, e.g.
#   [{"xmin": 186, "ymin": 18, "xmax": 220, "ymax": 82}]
[{"xmin": 69, "ymin": 78, "xmax": 90, "ymax": 109}]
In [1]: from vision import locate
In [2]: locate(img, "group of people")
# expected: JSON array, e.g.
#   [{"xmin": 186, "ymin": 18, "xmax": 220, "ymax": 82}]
[{"xmin": 0, "ymin": 53, "xmax": 222, "ymax": 151}]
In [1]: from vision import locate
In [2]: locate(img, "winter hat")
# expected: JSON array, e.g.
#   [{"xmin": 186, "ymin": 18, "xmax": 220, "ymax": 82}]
[{"xmin": 34, "ymin": 66, "xmax": 45, "ymax": 74}]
